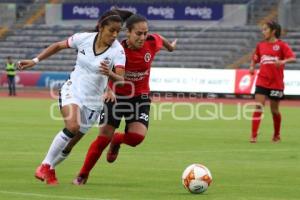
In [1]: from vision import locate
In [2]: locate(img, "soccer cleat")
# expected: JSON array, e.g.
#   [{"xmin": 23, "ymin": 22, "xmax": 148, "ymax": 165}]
[
  {"xmin": 45, "ymin": 169, "xmax": 58, "ymax": 185},
  {"xmin": 106, "ymin": 143, "xmax": 121, "ymax": 163},
  {"xmin": 72, "ymin": 175, "xmax": 88, "ymax": 185},
  {"xmin": 272, "ymin": 135, "xmax": 281, "ymax": 143},
  {"xmin": 250, "ymin": 137, "xmax": 257, "ymax": 143},
  {"xmin": 35, "ymin": 164, "xmax": 50, "ymax": 181}
]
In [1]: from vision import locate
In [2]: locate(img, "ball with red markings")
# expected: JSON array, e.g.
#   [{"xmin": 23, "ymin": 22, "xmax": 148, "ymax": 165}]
[{"xmin": 182, "ymin": 164, "xmax": 212, "ymax": 194}]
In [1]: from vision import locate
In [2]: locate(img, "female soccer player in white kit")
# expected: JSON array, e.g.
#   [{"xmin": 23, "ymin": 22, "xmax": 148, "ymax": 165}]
[{"xmin": 18, "ymin": 10, "xmax": 132, "ymax": 185}]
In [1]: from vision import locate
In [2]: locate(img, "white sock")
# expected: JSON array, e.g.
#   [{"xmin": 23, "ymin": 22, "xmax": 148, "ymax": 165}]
[
  {"xmin": 51, "ymin": 151, "xmax": 69, "ymax": 168},
  {"xmin": 42, "ymin": 130, "xmax": 72, "ymax": 168}
]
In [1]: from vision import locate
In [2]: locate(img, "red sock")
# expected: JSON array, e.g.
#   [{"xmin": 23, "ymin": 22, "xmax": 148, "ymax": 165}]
[
  {"xmin": 123, "ymin": 132, "xmax": 145, "ymax": 147},
  {"xmin": 79, "ymin": 135, "xmax": 111, "ymax": 177},
  {"xmin": 272, "ymin": 113, "xmax": 281, "ymax": 137},
  {"xmin": 111, "ymin": 132, "xmax": 124, "ymax": 145},
  {"xmin": 112, "ymin": 132, "xmax": 145, "ymax": 147},
  {"xmin": 252, "ymin": 111, "xmax": 262, "ymax": 138}
]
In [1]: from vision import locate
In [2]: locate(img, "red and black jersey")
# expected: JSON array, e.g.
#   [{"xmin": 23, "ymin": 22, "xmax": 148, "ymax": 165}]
[
  {"xmin": 112, "ymin": 33, "xmax": 163, "ymax": 96},
  {"xmin": 252, "ymin": 40, "xmax": 295, "ymax": 90}
]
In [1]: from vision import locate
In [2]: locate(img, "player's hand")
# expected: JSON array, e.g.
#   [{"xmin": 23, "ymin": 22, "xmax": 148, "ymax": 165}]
[
  {"xmin": 275, "ymin": 60, "xmax": 285, "ymax": 68},
  {"xmin": 170, "ymin": 39, "xmax": 178, "ymax": 51},
  {"xmin": 17, "ymin": 60, "xmax": 36, "ymax": 70},
  {"xmin": 99, "ymin": 61, "xmax": 112, "ymax": 77},
  {"xmin": 103, "ymin": 90, "xmax": 116, "ymax": 103},
  {"xmin": 249, "ymin": 66, "xmax": 255, "ymax": 75}
]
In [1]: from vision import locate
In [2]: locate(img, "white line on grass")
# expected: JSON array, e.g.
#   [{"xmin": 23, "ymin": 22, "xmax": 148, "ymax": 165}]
[
  {"xmin": 0, "ymin": 190, "xmax": 118, "ymax": 200},
  {"xmin": 0, "ymin": 148, "xmax": 298, "ymax": 156},
  {"xmin": 139, "ymin": 148, "xmax": 300, "ymax": 154}
]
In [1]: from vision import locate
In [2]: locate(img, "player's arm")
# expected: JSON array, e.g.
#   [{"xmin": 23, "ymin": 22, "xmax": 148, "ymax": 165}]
[
  {"xmin": 108, "ymin": 66, "xmax": 125, "ymax": 84},
  {"xmin": 249, "ymin": 60, "xmax": 256, "ymax": 75},
  {"xmin": 276, "ymin": 43, "xmax": 297, "ymax": 67},
  {"xmin": 18, "ymin": 40, "xmax": 69, "ymax": 70},
  {"xmin": 160, "ymin": 35, "xmax": 177, "ymax": 52},
  {"xmin": 277, "ymin": 57, "xmax": 296, "ymax": 66},
  {"xmin": 250, "ymin": 46, "xmax": 260, "ymax": 75},
  {"xmin": 103, "ymin": 86, "xmax": 116, "ymax": 103},
  {"xmin": 100, "ymin": 63, "xmax": 125, "ymax": 86}
]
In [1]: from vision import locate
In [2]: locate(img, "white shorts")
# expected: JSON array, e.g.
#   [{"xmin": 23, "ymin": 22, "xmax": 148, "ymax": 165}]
[
  {"xmin": 59, "ymin": 80, "xmax": 82, "ymax": 108},
  {"xmin": 78, "ymin": 105, "xmax": 100, "ymax": 133},
  {"xmin": 59, "ymin": 80, "xmax": 100, "ymax": 133}
]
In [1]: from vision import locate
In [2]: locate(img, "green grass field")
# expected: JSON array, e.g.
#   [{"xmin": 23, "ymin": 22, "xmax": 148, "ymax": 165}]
[{"xmin": 0, "ymin": 98, "xmax": 299, "ymax": 200}]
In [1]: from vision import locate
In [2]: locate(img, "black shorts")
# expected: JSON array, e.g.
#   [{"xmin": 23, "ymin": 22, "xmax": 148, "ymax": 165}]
[
  {"xmin": 255, "ymin": 86, "xmax": 284, "ymax": 100},
  {"xmin": 99, "ymin": 94, "xmax": 151, "ymax": 129}
]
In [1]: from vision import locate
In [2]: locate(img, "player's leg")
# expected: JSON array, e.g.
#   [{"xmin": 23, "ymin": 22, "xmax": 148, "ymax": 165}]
[
  {"xmin": 250, "ymin": 88, "xmax": 266, "ymax": 142},
  {"xmin": 107, "ymin": 96, "xmax": 150, "ymax": 162},
  {"xmin": 107, "ymin": 122, "xmax": 148, "ymax": 163},
  {"xmin": 53, "ymin": 105, "xmax": 100, "ymax": 167},
  {"xmin": 42, "ymin": 104, "xmax": 80, "ymax": 166},
  {"xmin": 270, "ymin": 99, "xmax": 281, "ymax": 142},
  {"xmin": 35, "ymin": 81, "xmax": 84, "ymax": 185},
  {"xmin": 114, "ymin": 122, "xmax": 147, "ymax": 146},
  {"xmin": 73, "ymin": 101, "xmax": 120, "ymax": 185},
  {"xmin": 73, "ymin": 125, "xmax": 116, "ymax": 185},
  {"xmin": 35, "ymin": 103, "xmax": 80, "ymax": 185}
]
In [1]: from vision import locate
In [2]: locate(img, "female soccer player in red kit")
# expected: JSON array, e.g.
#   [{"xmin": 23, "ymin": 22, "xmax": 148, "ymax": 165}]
[
  {"xmin": 72, "ymin": 14, "xmax": 177, "ymax": 185},
  {"xmin": 250, "ymin": 21, "xmax": 296, "ymax": 143}
]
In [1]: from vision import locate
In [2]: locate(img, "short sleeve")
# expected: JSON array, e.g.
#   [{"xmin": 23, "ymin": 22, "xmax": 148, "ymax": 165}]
[
  {"xmin": 151, "ymin": 33, "xmax": 163, "ymax": 52},
  {"xmin": 252, "ymin": 44, "xmax": 261, "ymax": 64},
  {"xmin": 282, "ymin": 42, "xmax": 295, "ymax": 59},
  {"xmin": 113, "ymin": 46, "xmax": 126, "ymax": 68},
  {"xmin": 67, "ymin": 33, "xmax": 86, "ymax": 49}
]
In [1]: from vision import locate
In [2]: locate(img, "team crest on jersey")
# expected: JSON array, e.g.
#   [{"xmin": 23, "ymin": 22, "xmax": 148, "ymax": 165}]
[
  {"xmin": 67, "ymin": 81, "xmax": 72, "ymax": 86},
  {"xmin": 103, "ymin": 57, "xmax": 112, "ymax": 65},
  {"xmin": 144, "ymin": 52, "xmax": 151, "ymax": 62},
  {"xmin": 273, "ymin": 44, "xmax": 280, "ymax": 51}
]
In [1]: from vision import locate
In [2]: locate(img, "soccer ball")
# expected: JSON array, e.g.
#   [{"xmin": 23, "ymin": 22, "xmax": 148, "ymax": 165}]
[{"xmin": 182, "ymin": 164, "xmax": 212, "ymax": 194}]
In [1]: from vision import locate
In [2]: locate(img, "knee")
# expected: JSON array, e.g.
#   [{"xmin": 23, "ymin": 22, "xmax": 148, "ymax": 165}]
[
  {"xmin": 101, "ymin": 129, "xmax": 112, "ymax": 136},
  {"xmin": 100, "ymin": 126, "xmax": 115, "ymax": 138},
  {"xmin": 125, "ymin": 132, "xmax": 145, "ymax": 147},
  {"xmin": 65, "ymin": 123, "xmax": 80, "ymax": 134},
  {"xmin": 270, "ymin": 106, "xmax": 280, "ymax": 115},
  {"xmin": 271, "ymin": 109, "xmax": 280, "ymax": 115},
  {"xmin": 255, "ymin": 104, "xmax": 264, "ymax": 112},
  {"xmin": 130, "ymin": 139, "xmax": 143, "ymax": 147}
]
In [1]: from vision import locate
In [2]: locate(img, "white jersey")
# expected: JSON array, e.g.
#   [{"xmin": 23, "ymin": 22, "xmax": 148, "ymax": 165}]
[{"xmin": 66, "ymin": 32, "xmax": 125, "ymax": 111}]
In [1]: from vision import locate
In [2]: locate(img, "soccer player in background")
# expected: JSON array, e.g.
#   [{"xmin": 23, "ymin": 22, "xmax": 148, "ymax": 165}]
[
  {"xmin": 249, "ymin": 21, "xmax": 296, "ymax": 143},
  {"xmin": 73, "ymin": 14, "xmax": 177, "ymax": 185},
  {"xmin": 18, "ymin": 9, "xmax": 132, "ymax": 185}
]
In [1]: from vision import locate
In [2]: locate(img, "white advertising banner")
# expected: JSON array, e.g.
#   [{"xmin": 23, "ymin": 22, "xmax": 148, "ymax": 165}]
[
  {"xmin": 284, "ymin": 70, "xmax": 300, "ymax": 95},
  {"xmin": 150, "ymin": 68, "xmax": 300, "ymax": 95},
  {"xmin": 150, "ymin": 68, "xmax": 236, "ymax": 93}
]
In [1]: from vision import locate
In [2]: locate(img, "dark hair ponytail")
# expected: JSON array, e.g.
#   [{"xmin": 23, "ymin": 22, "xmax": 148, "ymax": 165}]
[
  {"xmin": 114, "ymin": 9, "xmax": 134, "ymax": 22},
  {"xmin": 92, "ymin": 9, "xmax": 134, "ymax": 32},
  {"xmin": 266, "ymin": 21, "xmax": 281, "ymax": 38}
]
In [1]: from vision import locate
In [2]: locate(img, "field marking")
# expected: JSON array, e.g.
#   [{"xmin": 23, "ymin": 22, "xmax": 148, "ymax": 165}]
[
  {"xmin": 0, "ymin": 148, "xmax": 298, "ymax": 157},
  {"xmin": 136, "ymin": 148, "xmax": 290, "ymax": 154},
  {"xmin": 0, "ymin": 190, "xmax": 117, "ymax": 200}
]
